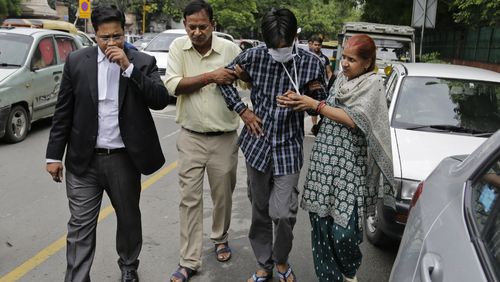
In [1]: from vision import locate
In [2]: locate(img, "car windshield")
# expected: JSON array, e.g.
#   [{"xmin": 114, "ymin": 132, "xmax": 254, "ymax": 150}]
[
  {"xmin": 0, "ymin": 33, "xmax": 33, "ymax": 67},
  {"xmin": 374, "ymin": 38, "xmax": 412, "ymax": 63},
  {"xmin": 392, "ymin": 76, "xmax": 500, "ymax": 135},
  {"xmin": 143, "ymin": 34, "xmax": 182, "ymax": 52}
]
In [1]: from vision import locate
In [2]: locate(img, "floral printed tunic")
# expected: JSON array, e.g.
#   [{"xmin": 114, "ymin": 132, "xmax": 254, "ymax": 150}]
[{"xmin": 300, "ymin": 94, "xmax": 368, "ymax": 230}]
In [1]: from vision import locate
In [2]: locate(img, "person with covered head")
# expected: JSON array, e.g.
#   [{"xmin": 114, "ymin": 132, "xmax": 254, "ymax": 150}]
[
  {"xmin": 218, "ymin": 7, "xmax": 328, "ymax": 282},
  {"xmin": 277, "ymin": 34, "xmax": 395, "ymax": 282}
]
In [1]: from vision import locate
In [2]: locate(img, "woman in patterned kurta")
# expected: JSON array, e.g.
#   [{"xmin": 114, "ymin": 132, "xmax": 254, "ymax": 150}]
[{"xmin": 277, "ymin": 34, "xmax": 395, "ymax": 282}]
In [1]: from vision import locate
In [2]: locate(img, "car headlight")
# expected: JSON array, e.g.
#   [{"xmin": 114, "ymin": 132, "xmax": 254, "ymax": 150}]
[{"xmin": 395, "ymin": 178, "xmax": 420, "ymax": 200}]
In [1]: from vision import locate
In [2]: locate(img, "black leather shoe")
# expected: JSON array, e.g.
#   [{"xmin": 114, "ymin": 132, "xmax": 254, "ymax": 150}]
[{"xmin": 121, "ymin": 269, "xmax": 139, "ymax": 282}]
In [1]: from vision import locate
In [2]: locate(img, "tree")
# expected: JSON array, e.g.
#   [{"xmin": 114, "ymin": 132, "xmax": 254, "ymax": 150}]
[
  {"xmin": 91, "ymin": 0, "xmax": 137, "ymax": 13},
  {"xmin": 449, "ymin": 0, "xmax": 500, "ymax": 27},
  {"xmin": 357, "ymin": 0, "xmax": 499, "ymax": 28},
  {"xmin": 209, "ymin": 0, "xmax": 257, "ymax": 38},
  {"xmin": 291, "ymin": 0, "xmax": 360, "ymax": 40},
  {"xmin": 162, "ymin": 0, "xmax": 190, "ymax": 23},
  {"xmin": 359, "ymin": 0, "xmax": 412, "ymax": 26},
  {"xmin": 0, "ymin": 0, "xmax": 22, "ymax": 18}
]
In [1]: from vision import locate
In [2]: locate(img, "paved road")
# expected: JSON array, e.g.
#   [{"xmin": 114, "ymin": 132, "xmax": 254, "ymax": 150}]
[{"xmin": 0, "ymin": 103, "xmax": 397, "ymax": 282}]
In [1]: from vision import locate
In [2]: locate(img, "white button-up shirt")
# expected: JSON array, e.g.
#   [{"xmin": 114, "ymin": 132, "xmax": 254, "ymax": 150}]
[{"xmin": 96, "ymin": 47, "xmax": 132, "ymax": 149}]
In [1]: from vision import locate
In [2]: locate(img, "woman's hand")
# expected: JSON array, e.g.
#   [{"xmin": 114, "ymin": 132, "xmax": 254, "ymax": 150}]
[{"xmin": 277, "ymin": 90, "xmax": 318, "ymax": 112}]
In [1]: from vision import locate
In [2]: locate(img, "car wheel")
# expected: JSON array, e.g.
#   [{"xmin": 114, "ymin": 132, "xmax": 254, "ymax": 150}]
[
  {"xmin": 365, "ymin": 200, "xmax": 390, "ymax": 246},
  {"xmin": 3, "ymin": 105, "xmax": 29, "ymax": 143}
]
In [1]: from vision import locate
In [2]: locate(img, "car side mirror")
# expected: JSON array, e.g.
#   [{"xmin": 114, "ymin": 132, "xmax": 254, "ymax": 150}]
[{"xmin": 140, "ymin": 42, "xmax": 147, "ymax": 50}]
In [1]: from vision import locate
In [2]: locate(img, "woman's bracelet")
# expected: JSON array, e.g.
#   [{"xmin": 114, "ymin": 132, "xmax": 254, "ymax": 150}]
[{"xmin": 316, "ymin": 100, "xmax": 326, "ymax": 114}]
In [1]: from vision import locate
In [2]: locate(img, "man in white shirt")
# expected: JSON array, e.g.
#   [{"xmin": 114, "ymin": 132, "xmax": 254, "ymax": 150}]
[{"xmin": 45, "ymin": 5, "xmax": 168, "ymax": 282}]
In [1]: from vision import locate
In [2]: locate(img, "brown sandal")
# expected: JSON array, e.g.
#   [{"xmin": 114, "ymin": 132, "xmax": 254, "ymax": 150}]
[{"xmin": 215, "ymin": 242, "xmax": 232, "ymax": 262}]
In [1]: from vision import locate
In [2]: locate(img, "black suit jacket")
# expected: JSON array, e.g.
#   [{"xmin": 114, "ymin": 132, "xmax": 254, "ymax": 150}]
[{"xmin": 46, "ymin": 46, "xmax": 169, "ymax": 175}]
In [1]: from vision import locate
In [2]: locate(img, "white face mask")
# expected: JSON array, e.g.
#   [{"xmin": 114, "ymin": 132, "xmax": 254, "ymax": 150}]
[{"xmin": 268, "ymin": 46, "xmax": 294, "ymax": 63}]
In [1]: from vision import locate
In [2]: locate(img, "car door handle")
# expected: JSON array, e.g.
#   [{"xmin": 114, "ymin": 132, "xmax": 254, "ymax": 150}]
[
  {"xmin": 53, "ymin": 71, "xmax": 62, "ymax": 75},
  {"xmin": 420, "ymin": 252, "xmax": 442, "ymax": 282}
]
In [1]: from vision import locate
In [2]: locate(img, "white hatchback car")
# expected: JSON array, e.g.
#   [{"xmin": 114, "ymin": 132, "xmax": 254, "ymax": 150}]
[
  {"xmin": 141, "ymin": 29, "xmax": 235, "ymax": 97},
  {"xmin": 365, "ymin": 63, "xmax": 500, "ymax": 245}
]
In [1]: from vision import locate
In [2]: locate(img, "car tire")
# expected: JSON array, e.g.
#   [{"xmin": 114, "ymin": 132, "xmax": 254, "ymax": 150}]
[
  {"xmin": 365, "ymin": 200, "xmax": 390, "ymax": 246},
  {"xmin": 3, "ymin": 105, "xmax": 29, "ymax": 143}
]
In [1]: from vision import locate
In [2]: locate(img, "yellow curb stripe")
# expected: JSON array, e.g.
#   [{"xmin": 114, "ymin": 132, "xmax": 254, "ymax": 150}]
[{"xmin": 0, "ymin": 161, "xmax": 178, "ymax": 282}]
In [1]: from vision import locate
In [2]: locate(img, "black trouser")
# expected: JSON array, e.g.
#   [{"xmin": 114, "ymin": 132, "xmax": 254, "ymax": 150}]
[{"xmin": 64, "ymin": 151, "xmax": 141, "ymax": 282}]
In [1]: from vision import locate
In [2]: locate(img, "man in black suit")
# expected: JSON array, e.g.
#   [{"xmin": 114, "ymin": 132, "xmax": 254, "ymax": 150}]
[{"xmin": 45, "ymin": 5, "xmax": 168, "ymax": 282}]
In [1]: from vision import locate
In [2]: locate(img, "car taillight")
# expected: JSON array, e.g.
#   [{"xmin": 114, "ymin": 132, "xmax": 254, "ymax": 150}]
[{"xmin": 410, "ymin": 181, "xmax": 424, "ymax": 211}]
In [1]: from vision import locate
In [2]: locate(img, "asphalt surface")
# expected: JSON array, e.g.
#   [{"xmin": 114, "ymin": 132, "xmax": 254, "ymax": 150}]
[{"xmin": 0, "ymin": 101, "xmax": 398, "ymax": 282}]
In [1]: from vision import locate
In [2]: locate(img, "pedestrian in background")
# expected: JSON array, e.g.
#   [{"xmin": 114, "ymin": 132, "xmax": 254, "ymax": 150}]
[
  {"xmin": 308, "ymin": 34, "xmax": 333, "ymax": 135},
  {"xmin": 164, "ymin": 0, "xmax": 242, "ymax": 281},
  {"xmin": 45, "ymin": 5, "xmax": 169, "ymax": 282},
  {"xmin": 277, "ymin": 34, "xmax": 395, "ymax": 282},
  {"xmin": 219, "ymin": 8, "xmax": 328, "ymax": 282}
]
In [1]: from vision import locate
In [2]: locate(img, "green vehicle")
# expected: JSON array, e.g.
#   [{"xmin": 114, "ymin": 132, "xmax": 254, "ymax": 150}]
[{"xmin": 0, "ymin": 27, "xmax": 82, "ymax": 143}]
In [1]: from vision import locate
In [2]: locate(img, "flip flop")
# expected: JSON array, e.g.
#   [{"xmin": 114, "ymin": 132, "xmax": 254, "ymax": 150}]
[
  {"xmin": 215, "ymin": 242, "xmax": 232, "ymax": 262},
  {"xmin": 249, "ymin": 271, "xmax": 273, "ymax": 282},
  {"xmin": 170, "ymin": 265, "xmax": 197, "ymax": 282},
  {"xmin": 277, "ymin": 264, "xmax": 297, "ymax": 282}
]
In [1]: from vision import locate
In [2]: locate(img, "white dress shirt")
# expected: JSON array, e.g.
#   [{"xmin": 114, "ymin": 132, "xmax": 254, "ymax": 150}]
[{"xmin": 96, "ymin": 47, "xmax": 130, "ymax": 149}]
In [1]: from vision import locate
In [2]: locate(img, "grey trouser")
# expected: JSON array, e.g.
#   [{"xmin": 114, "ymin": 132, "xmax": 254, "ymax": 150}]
[
  {"xmin": 64, "ymin": 151, "xmax": 141, "ymax": 282},
  {"xmin": 177, "ymin": 128, "xmax": 238, "ymax": 270},
  {"xmin": 246, "ymin": 163, "xmax": 300, "ymax": 272}
]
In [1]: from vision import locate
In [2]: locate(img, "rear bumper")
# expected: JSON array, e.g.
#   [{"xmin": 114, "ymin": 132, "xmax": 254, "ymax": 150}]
[
  {"xmin": 379, "ymin": 200, "xmax": 410, "ymax": 239},
  {"xmin": 0, "ymin": 105, "xmax": 11, "ymax": 138}
]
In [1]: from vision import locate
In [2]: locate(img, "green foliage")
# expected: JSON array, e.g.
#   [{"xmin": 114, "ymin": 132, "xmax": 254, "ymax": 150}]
[
  {"xmin": 419, "ymin": 52, "xmax": 447, "ymax": 64},
  {"xmin": 0, "ymin": 0, "xmax": 21, "ymax": 18},
  {"xmin": 449, "ymin": 0, "xmax": 500, "ymax": 27},
  {"xmin": 291, "ymin": 0, "xmax": 360, "ymax": 40},
  {"xmin": 358, "ymin": 0, "xmax": 499, "ymax": 28},
  {"xmin": 359, "ymin": 0, "xmax": 412, "ymax": 25},
  {"xmin": 162, "ymin": 0, "xmax": 189, "ymax": 23},
  {"xmin": 209, "ymin": 0, "xmax": 256, "ymax": 38},
  {"xmin": 91, "ymin": 0, "xmax": 138, "ymax": 13}
]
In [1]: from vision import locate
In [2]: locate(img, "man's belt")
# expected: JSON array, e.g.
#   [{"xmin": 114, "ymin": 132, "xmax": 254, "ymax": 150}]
[
  {"xmin": 94, "ymin": 148, "xmax": 126, "ymax": 155},
  {"xmin": 184, "ymin": 128, "xmax": 235, "ymax": 136}
]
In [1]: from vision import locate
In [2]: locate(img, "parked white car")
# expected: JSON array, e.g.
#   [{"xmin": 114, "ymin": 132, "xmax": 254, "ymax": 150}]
[
  {"xmin": 141, "ymin": 29, "xmax": 235, "ymax": 97},
  {"xmin": 365, "ymin": 63, "xmax": 500, "ymax": 245}
]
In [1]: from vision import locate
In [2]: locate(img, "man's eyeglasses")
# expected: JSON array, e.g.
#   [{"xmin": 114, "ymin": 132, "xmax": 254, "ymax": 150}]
[{"xmin": 97, "ymin": 34, "xmax": 124, "ymax": 43}]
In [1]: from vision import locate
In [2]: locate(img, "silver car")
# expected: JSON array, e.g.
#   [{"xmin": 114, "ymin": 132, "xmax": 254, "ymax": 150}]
[
  {"xmin": 390, "ymin": 130, "xmax": 500, "ymax": 282},
  {"xmin": 0, "ymin": 27, "xmax": 82, "ymax": 142},
  {"xmin": 365, "ymin": 63, "xmax": 500, "ymax": 246}
]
